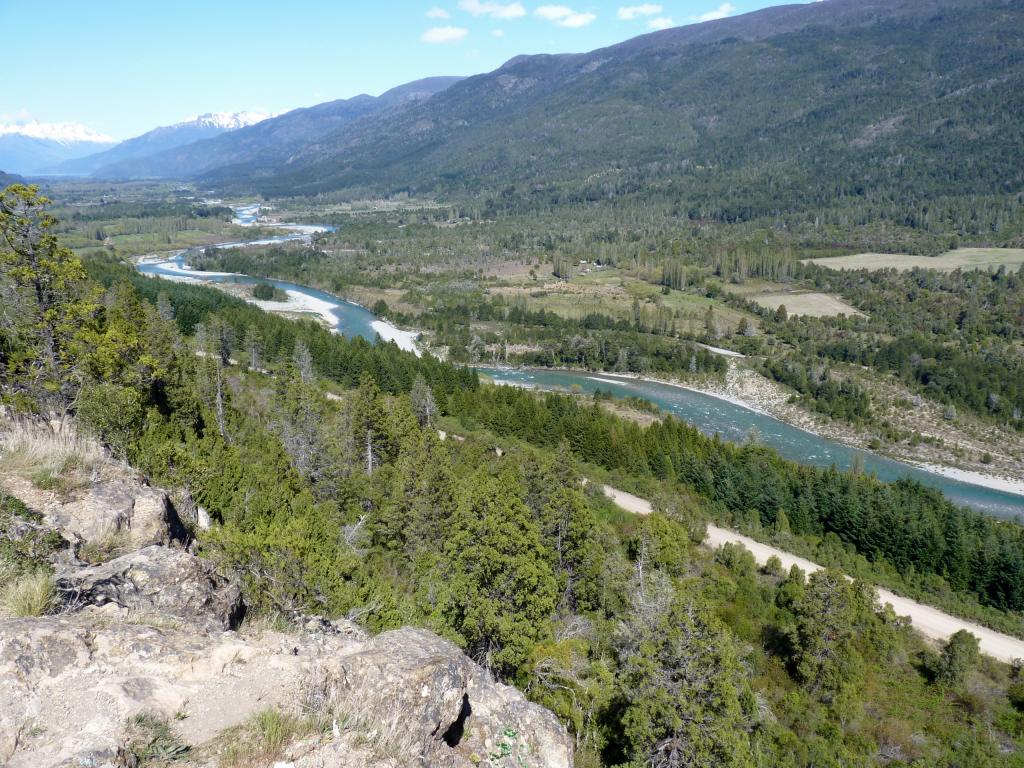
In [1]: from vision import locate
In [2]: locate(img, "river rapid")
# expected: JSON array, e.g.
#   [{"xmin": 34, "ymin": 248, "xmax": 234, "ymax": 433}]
[{"xmin": 134, "ymin": 206, "xmax": 1024, "ymax": 521}]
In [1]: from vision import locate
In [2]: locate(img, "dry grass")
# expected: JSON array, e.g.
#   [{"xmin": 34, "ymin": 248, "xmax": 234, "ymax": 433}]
[
  {"xmin": 77, "ymin": 532, "xmax": 133, "ymax": 565},
  {"xmin": 0, "ymin": 568, "xmax": 57, "ymax": 617},
  {"xmin": 300, "ymin": 669, "xmax": 422, "ymax": 766},
  {"xmin": 201, "ymin": 672, "xmax": 428, "ymax": 768},
  {"xmin": 217, "ymin": 708, "xmax": 309, "ymax": 768},
  {"xmin": 0, "ymin": 420, "xmax": 109, "ymax": 485},
  {"xmin": 804, "ymin": 248, "xmax": 1024, "ymax": 272},
  {"xmin": 749, "ymin": 291, "xmax": 864, "ymax": 318}
]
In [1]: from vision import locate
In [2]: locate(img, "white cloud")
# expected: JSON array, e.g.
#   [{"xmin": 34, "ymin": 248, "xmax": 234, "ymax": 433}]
[
  {"xmin": 426, "ymin": 6, "xmax": 450, "ymax": 18},
  {"xmin": 535, "ymin": 5, "xmax": 596, "ymax": 27},
  {"xmin": 647, "ymin": 16, "xmax": 674, "ymax": 29},
  {"xmin": 492, "ymin": 28, "xmax": 506, "ymax": 36},
  {"xmin": 694, "ymin": 2, "xmax": 736, "ymax": 22},
  {"xmin": 617, "ymin": 4, "xmax": 661, "ymax": 20},
  {"xmin": 421, "ymin": 25, "xmax": 469, "ymax": 42},
  {"xmin": 458, "ymin": 0, "xmax": 526, "ymax": 18}
]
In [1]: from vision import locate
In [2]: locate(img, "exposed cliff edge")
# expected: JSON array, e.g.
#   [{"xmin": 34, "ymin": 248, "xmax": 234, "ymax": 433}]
[{"xmin": 0, "ymin": 427, "xmax": 572, "ymax": 768}]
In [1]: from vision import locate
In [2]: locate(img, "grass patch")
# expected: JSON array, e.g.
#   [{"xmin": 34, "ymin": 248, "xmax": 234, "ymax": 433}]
[
  {"xmin": 217, "ymin": 708, "xmax": 308, "ymax": 768},
  {"xmin": 78, "ymin": 533, "xmax": 132, "ymax": 565},
  {"xmin": 0, "ymin": 494, "xmax": 65, "ymax": 570},
  {"xmin": 804, "ymin": 248, "xmax": 1024, "ymax": 272},
  {"xmin": 0, "ymin": 567, "xmax": 57, "ymax": 617},
  {"xmin": 748, "ymin": 291, "xmax": 864, "ymax": 318},
  {"xmin": 0, "ymin": 421, "xmax": 108, "ymax": 492},
  {"xmin": 126, "ymin": 712, "xmax": 191, "ymax": 766}
]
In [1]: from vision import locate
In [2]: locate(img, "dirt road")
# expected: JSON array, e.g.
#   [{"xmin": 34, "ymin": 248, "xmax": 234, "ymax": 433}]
[{"xmin": 601, "ymin": 485, "xmax": 1024, "ymax": 663}]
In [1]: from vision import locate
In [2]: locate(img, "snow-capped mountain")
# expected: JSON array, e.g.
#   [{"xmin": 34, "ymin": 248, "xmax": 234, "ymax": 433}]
[
  {"xmin": 185, "ymin": 112, "xmax": 272, "ymax": 131},
  {"xmin": 0, "ymin": 122, "xmax": 116, "ymax": 175},
  {"xmin": 0, "ymin": 121, "xmax": 115, "ymax": 144},
  {"xmin": 52, "ymin": 111, "xmax": 273, "ymax": 177}
]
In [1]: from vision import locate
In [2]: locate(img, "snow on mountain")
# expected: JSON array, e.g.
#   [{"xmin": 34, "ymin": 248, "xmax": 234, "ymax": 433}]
[
  {"xmin": 0, "ymin": 122, "xmax": 116, "ymax": 175},
  {"xmin": 183, "ymin": 112, "xmax": 274, "ymax": 131},
  {"xmin": 0, "ymin": 121, "xmax": 115, "ymax": 145},
  {"xmin": 50, "ymin": 111, "xmax": 275, "ymax": 177}
]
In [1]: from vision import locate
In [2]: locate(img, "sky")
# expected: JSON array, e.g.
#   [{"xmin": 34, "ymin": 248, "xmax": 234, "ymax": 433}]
[{"xmin": 1, "ymin": 0, "xmax": 802, "ymax": 141}]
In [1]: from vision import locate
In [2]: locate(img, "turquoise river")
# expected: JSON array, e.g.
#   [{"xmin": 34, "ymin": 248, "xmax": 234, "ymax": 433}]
[{"xmin": 135, "ymin": 208, "xmax": 1024, "ymax": 521}]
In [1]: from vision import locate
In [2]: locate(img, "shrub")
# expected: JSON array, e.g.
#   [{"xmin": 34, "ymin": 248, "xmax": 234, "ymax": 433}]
[
  {"xmin": 126, "ymin": 712, "xmax": 190, "ymax": 765},
  {"xmin": 1008, "ymin": 682, "xmax": 1024, "ymax": 712},
  {"xmin": 76, "ymin": 382, "xmax": 145, "ymax": 459}
]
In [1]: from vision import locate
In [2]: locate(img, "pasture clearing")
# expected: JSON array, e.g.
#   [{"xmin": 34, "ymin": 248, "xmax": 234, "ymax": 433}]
[
  {"xmin": 488, "ymin": 269, "xmax": 759, "ymax": 331},
  {"xmin": 750, "ymin": 291, "xmax": 864, "ymax": 317},
  {"xmin": 805, "ymin": 248, "xmax": 1024, "ymax": 272}
]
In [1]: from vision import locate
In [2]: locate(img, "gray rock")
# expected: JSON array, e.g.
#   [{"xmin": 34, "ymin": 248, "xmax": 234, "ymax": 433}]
[
  {"xmin": 52, "ymin": 481, "xmax": 182, "ymax": 550},
  {"xmin": 0, "ymin": 616, "xmax": 572, "ymax": 768},
  {"xmin": 57, "ymin": 545, "xmax": 244, "ymax": 632},
  {"xmin": 293, "ymin": 627, "xmax": 573, "ymax": 768}
]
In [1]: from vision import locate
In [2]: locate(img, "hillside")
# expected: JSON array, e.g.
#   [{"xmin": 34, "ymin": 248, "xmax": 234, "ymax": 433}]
[
  {"xmin": 6, "ymin": 185, "xmax": 1024, "ymax": 767},
  {"xmin": 96, "ymin": 76, "xmax": 463, "ymax": 180},
  {"xmin": 51, "ymin": 112, "xmax": 271, "ymax": 176},
  {"xmin": 209, "ymin": 0, "xmax": 1023, "ymax": 221},
  {"xmin": 0, "ymin": 171, "xmax": 23, "ymax": 187}
]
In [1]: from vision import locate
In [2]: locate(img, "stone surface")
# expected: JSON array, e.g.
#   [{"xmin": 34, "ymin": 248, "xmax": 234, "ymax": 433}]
[
  {"xmin": 0, "ymin": 617, "xmax": 572, "ymax": 768},
  {"xmin": 56, "ymin": 545, "xmax": 244, "ymax": 632},
  {"xmin": 52, "ymin": 479, "xmax": 181, "ymax": 549}
]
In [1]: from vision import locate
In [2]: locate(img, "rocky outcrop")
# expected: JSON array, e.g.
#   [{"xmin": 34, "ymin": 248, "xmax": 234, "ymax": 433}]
[
  {"xmin": 56, "ymin": 545, "xmax": 244, "ymax": 632},
  {"xmin": 51, "ymin": 479, "xmax": 182, "ymax": 550},
  {"xmin": 0, "ymin": 616, "xmax": 572, "ymax": 768},
  {"xmin": 0, "ymin": 443, "xmax": 572, "ymax": 768},
  {"xmin": 293, "ymin": 628, "xmax": 572, "ymax": 768}
]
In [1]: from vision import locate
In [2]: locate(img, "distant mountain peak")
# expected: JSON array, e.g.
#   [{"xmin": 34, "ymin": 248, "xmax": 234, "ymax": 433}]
[
  {"xmin": 0, "ymin": 121, "xmax": 115, "ymax": 145},
  {"xmin": 178, "ymin": 112, "xmax": 275, "ymax": 131}
]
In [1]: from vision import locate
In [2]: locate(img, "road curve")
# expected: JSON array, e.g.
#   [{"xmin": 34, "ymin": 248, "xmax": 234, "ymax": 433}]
[{"xmin": 600, "ymin": 485, "xmax": 1024, "ymax": 663}]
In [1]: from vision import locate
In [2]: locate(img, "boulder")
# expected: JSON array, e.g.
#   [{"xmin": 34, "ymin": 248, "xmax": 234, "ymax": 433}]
[
  {"xmin": 57, "ymin": 545, "xmax": 244, "ymax": 632},
  {"xmin": 52, "ymin": 480, "xmax": 182, "ymax": 549},
  {"xmin": 0, "ymin": 616, "xmax": 572, "ymax": 768},
  {"xmin": 318, "ymin": 628, "xmax": 574, "ymax": 768}
]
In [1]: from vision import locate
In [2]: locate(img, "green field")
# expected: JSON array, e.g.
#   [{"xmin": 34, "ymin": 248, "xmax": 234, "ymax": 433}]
[{"xmin": 805, "ymin": 248, "xmax": 1024, "ymax": 272}]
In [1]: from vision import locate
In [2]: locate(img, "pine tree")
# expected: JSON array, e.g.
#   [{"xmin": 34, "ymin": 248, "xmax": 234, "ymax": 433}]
[
  {"xmin": 437, "ymin": 470, "xmax": 557, "ymax": 676},
  {"xmin": 0, "ymin": 185, "xmax": 95, "ymax": 417},
  {"xmin": 789, "ymin": 568, "xmax": 862, "ymax": 694}
]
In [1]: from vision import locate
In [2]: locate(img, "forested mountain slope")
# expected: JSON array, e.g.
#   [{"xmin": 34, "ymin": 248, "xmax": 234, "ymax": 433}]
[
  {"xmin": 97, "ymin": 77, "xmax": 463, "ymax": 180},
  {"xmin": 226, "ymin": 0, "xmax": 1023, "ymax": 221},
  {"xmin": 52, "ymin": 112, "xmax": 271, "ymax": 176}
]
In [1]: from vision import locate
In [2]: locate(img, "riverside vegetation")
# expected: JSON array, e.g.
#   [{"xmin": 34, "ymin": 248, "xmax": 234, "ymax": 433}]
[
  {"xmin": 191, "ymin": 189, "xmax": 1024, "ymax": 475},
  {"xmin": 7, "ymin": 185, "xmax": 1024, "ymax": 765}
]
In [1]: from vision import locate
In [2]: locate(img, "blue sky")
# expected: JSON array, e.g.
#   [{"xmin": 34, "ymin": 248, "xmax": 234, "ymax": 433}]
[{"xmin": 2, "ymin": 0, "xmax": 801, "ymax": 140}]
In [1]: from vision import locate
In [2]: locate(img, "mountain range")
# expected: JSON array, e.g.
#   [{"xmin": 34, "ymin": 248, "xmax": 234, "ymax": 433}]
[
  {"xmin": 0, "ymin": 170, "xmax": 24, "ymax": 187},
  {"xmin": 239, "ymin": 0, "xmax": 1022, "ymax": 215},
  {"xmin": 51, "ymin": 112, "xmax": 273, "ymax": 176},
  {"xmin": 19, "ymin": 0, "xmax": 1024, "ymax": 223},
  {"xmin": 0, "ymin": 122, "xmax": 115, "ymax": 176},
  {"xmin": 89, "ymin": 77, "xmax": 463, "ymax": 181}
]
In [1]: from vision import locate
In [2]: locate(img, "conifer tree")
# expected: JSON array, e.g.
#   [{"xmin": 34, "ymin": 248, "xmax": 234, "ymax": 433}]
[{"xmin": 437, "ymin": 470, "xmax": 557, "ymax": 675}]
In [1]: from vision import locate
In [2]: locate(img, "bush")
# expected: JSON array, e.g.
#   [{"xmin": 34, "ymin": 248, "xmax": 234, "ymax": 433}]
[
  {"xmin": 253, "ymin": 283, "xmax": 286, "ymax": 301},
  {"xmin": 76, "ymin": 382, "xmax": 145, "ymax": 458},
  {"xmin": 1008, "ymin": 682, "xmax": 1024, "ymax": 712}
]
